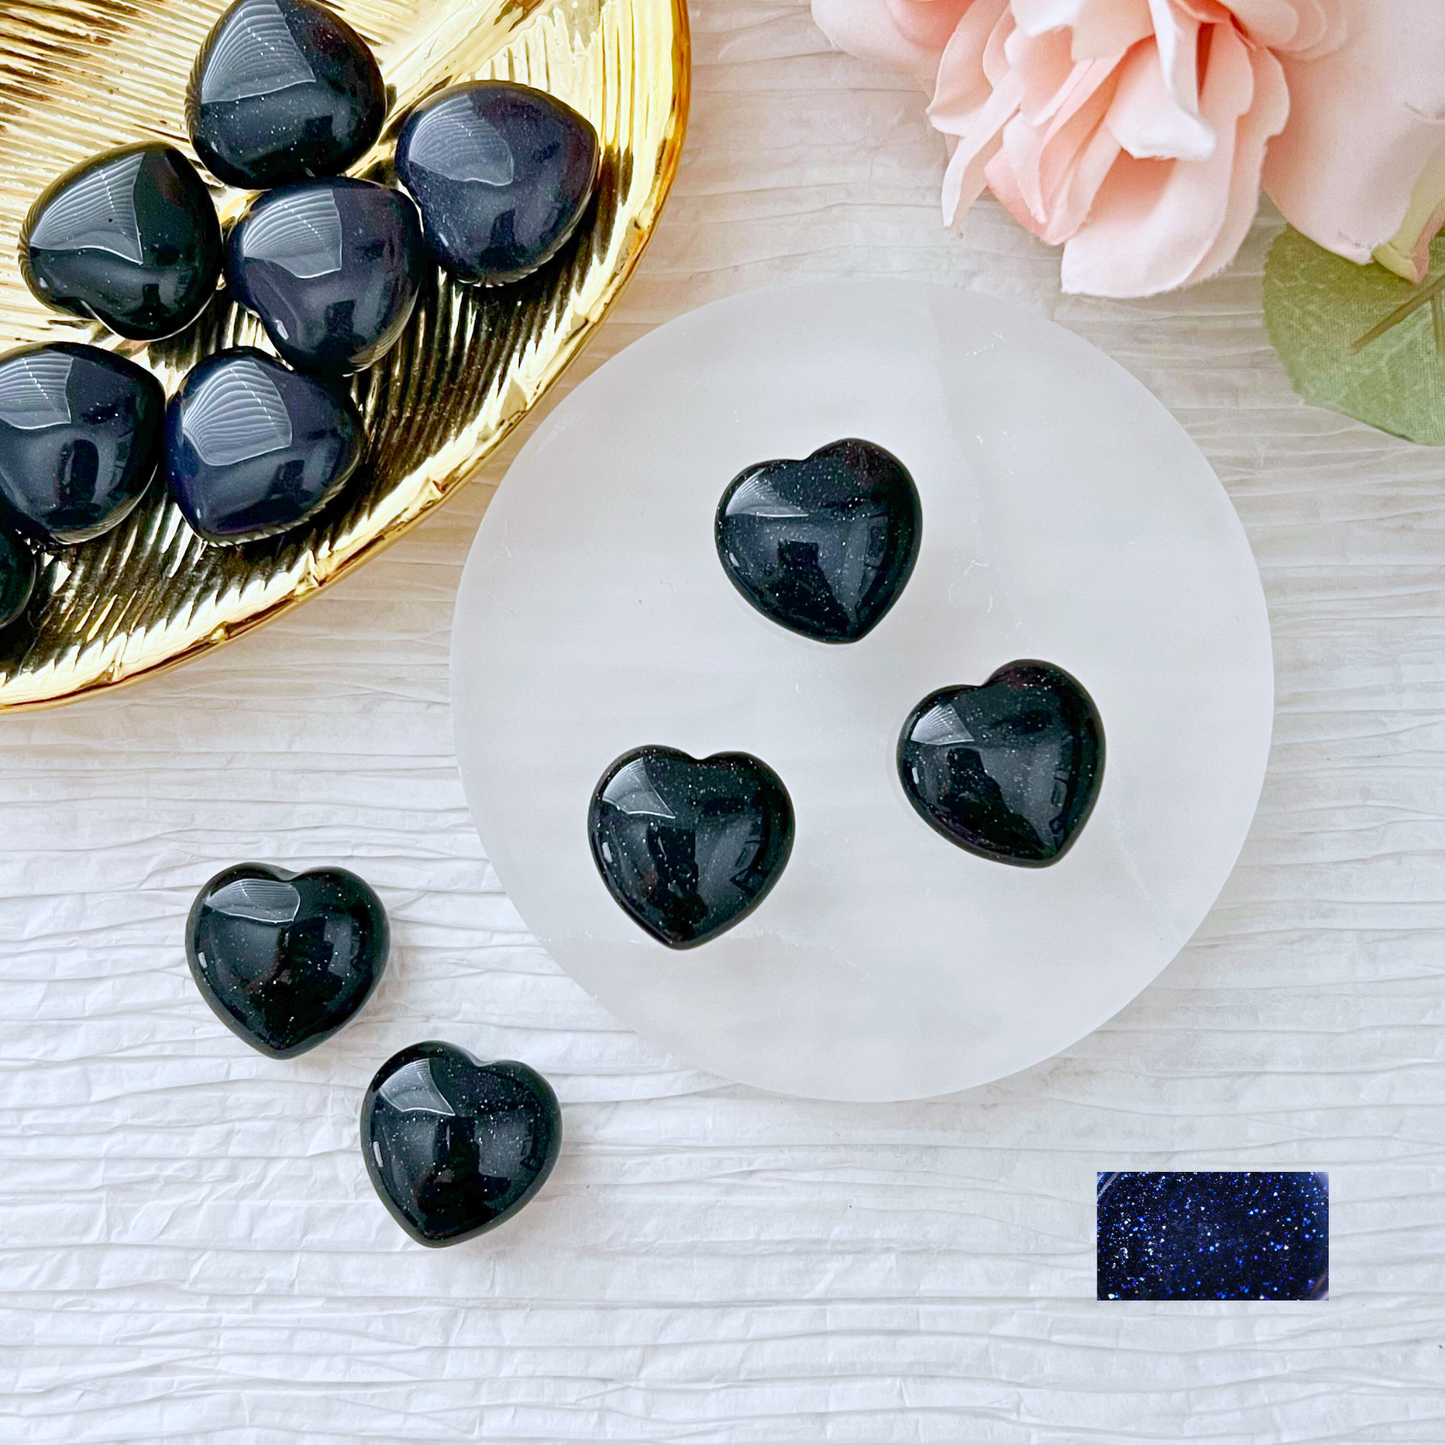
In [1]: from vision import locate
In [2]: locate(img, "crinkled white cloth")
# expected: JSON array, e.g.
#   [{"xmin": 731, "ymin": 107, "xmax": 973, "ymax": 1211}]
[{"xmin": 1, "ymin": 1, "xmax": 1442, "ymax": 1439}]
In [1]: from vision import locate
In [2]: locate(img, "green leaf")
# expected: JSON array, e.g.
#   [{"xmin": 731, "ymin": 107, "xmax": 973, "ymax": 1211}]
[{"xmin": 1262, "ymin": 225, "xmax": 1444, "ymax": 446}]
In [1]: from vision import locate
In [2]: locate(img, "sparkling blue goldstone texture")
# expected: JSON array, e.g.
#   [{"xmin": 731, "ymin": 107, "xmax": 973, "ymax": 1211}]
[
  {"xmin": 21, "ymin": 144, "xmax": 222, "ymax": 341},
  {"xmin": 187, "ymin": 0, "xmax": 386, "ymax": 190},
  {"xmin": 394, "ymin": 81, "xmax": 600, "ymax": 285},
  {"xmin": 1097, "ymin": 1171, "xmax": 1329, "ymax": 1300},
  {"xmin": 226, "ymin": 178, "xmax": 426, "ymax": 374},
  {"xmin": 361, "ymin": 1041, "xmax": 562, "ymax": 1247}
]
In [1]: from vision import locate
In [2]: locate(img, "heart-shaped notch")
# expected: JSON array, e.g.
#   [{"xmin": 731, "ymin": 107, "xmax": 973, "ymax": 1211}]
[
  {"xmin": 897, "ymin": 662, "xmax": 1104, "ymax": 867},
  {"xmin": 361, "ymin": 1041, "xmax": 562, "ymax": 1247},
  {"xmin": 715, "ymin": 438, "xmax": 922, "ymax": 643},
  {"xmin": 588, "ymin": 746, "xmax": 795, "ymax": 948},
  {"xmin": 186, "ymin": 863, "xmax": 389, "ymax": 1057}
]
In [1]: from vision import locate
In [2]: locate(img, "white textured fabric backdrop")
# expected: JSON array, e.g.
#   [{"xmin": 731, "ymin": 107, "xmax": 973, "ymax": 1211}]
[{"xmin": 3, "ymin": 1, "xmax": 1443, "ymax": 1439}]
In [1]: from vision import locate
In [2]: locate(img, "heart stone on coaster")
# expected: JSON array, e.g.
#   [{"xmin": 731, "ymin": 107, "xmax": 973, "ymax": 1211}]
[
  {"xmin": 588, "ymin": 745, "xmax": 795, "ymax": 949},
  {"xmin": 898, "ymin": 661, "xmax": 1104, "ymax": 867},
  {"xmin": 715, "ymin": 437, "xmax": 921, "ymax": 643}
]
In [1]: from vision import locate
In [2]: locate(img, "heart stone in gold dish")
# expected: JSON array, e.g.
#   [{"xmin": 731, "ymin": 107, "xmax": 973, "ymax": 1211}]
[{"xmin": 0, "ymin": 0, "xmax": 688, "ymax": 710}]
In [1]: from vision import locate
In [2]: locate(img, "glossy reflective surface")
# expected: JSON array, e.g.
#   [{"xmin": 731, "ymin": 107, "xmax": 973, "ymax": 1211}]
[
  {"xmin": 167, "ymin": 348, "xmax": 365, "ymax": 543},
  {"xmin": 186, "ymin": 863, "xmax": 389, "ymax": 1058},
  {"xmin": 0, "ymin": 528, "xmax": 35, "ymax": 629},
  {"xmin": 0, "ymin": 343, "xmax": 165, "ymax": 544},
  {"xmin": 187, "ymin": 0, "xmax": 387, "ymax": 189},
  {"xmin": 588, "ymin": 746, "xmax": 794, "ymax": 948},
  {"xmin": 21, "ymin": 144, "xmax": 221, "ymax": 341},
  {"xmin": 362, "ymin": 1041, "xmax": 562, "ymax": 1247},
  {"xmin": 716, "ymin": 438, "xmax": 921, "ymax": 643},
  {"xmin": 228, "ymin": 179, "xmax": 427, "ymax": 373},
  {"xmin": 395, "ymin": 82, "xmax": 600, "ymax": 285},
  {"xmin": 898, "ymin": 662, "xmax": 1104, "ymax": 867}
]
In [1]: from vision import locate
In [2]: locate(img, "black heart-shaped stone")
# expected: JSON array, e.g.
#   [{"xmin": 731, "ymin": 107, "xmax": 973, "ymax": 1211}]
[
  {"xmin": 715, "ymin": 438, "xmax": 922, "ymax": 644},
  {"xmin": 394, "ymin": 81, "xmax": 600, "ymax": 285},
  {"xmin": 166, "ymin": 348, "xmax": 365, "ymax": 543},
  {"xmin": 588, "ymin": 746, "xmax": 794, "ymax": 949},
  {"xmin": 361, "ymin": 1041, "xmax": 562, "ymax": 1247},
  {"xmin": 0, "ymin": 526, "xmax": 35, "ymax": 629},
  {"xmin": 187, "ymin": 0, "xmax": 386, "ymax": 190},
  {"xmin": 186, "ymin": 862, "xmax": 389, "ymax": 1058},
  {"xmin": 0, "ymin": 343, "xmax": 166, "ymax": 545},
  {"xmin": 898, "ymin": 662, "xmax": 1104, "ymax": 867},
  {"xmin": 226, "ymin": 178, "xmax": 427, "ymax": 374},
  {"xmin": 21, "ymin": 144, "xmax": 222, "ymax": 341}
]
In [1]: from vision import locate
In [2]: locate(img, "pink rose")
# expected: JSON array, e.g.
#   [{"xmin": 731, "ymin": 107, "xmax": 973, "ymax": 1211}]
[{"xmin": 811, "ymin": 0, "xmax": 1445, "ymax": 296}]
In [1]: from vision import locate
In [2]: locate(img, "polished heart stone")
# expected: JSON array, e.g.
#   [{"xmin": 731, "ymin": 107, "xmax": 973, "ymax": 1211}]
[
  {"xmin": 897, "ymin": 661, "xmax": 1104, "ymax": 867},
  {"xmin": 187, "ymin": 862, "xmax": 388, "ymax": 1058},
  {"xmin": 0, "ymin": 343, "xmax": 166, "ymax": 545},
  {"xmin": 166, "ymin": 348, "xmax": 365, "ymax": 543},
  {"xmin": 394, "ymin": 81, "xmax": 600, "ymax": 285},
  {"xmin": 187, "ymin": 0, "xmax": 387, "ymax": 190},
  {"xmin": 716, "ymin": 438, "xmax": 922, "ymax": 643},
  {"xmin": 21, "ymin": 144, "xmax": 222, "ymax": 341},
  {"xmin": 362, "ymin": 1041, "xmax": 562, "ymax": 1247},
  {"xmin": 226, "ymin": 178, "xmax": 426, "ymax": 374},
  {"xmin": 588, "ymin": 746, "xmax": 794, "ymax": 949},
  {"xmin": 0, "ymin": 527, "xmax": 35, "ymax": 629}
]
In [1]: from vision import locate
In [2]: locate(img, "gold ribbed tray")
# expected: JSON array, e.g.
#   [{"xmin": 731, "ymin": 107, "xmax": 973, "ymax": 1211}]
[{"xmin": 0, "ymin": 0, "xmax": 688, "ymax": 710}]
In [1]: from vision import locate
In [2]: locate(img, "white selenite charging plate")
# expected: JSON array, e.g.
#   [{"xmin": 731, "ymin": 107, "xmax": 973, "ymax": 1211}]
[{"xmin": 450, "ymin": 280, "xmax": 1274, "ymax": 1101}]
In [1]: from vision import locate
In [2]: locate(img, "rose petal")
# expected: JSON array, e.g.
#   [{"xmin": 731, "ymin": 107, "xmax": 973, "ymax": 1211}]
[
  {"xmin": 1263, "ymin": 0, "xmax": 1445, "ymax": 261},
  {"xmin": 812, "ymin": 0, "xmax": 947, "ymax": 85},
  {"xmin": 1147, "ymin": 0, "xmax": 1204, "ymax": 122},
  {"xmin": 1219, "ymin": 0, "xmax": 1300, "ymax": 48},
  {"xmin": 1181, "ymin": 40, "xmax": 1290, "ymax": 284},
  {"xmin": 884, "ymin": 0, "xmax": 978, "ymax": 56},
  {"xmin": 1001, "ymin": 55, "xmax": 1124, "ymax": 219},
  {"xmin": 1107, "ymin": 35, "xmax": 1218, "ymax": 159},
  {"xmin": 929, "ymin": 0, "xmax": 1014, "ymax": 129},
  {"xmin": 986, "ymin": 69, "xmax": 1123, "ymax": 241},
  {"xmin": 1061, "ymin": 21, "xmax": 1256, "ymax": 295},
  {"xmin": 939, "ymin": 68, "xmax": 1026, "ymax": 221},
  {"xmin": 1007, "ymin": 24, "xmax": 1077, "ymax": 122}
]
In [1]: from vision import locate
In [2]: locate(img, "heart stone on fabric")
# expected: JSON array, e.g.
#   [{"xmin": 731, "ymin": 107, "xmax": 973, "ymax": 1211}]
[
  {"xmin": 361, "ymin": 1041, "xmax": 562, "ymax": 1247},
  {"xmin": 715, "ymin": 437, "xmax": 921, "ymax": 643},
  {"xmin": 588, "ymin": 746, "xmax": 795, "ymax": 949},
  {"xmin": 897, "ymin": 662, "xmax": 1105, "ymax": 867},
  {"xmin": 185, "ymin": 863, "xmax": 389, "ymax": 1057}
]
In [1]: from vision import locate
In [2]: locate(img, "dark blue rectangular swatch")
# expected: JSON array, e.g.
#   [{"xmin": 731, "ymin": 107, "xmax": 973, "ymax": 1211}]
[{"xmin": 1097, "ymin": 1171, "xmax": 1328, "ymax": 1300}]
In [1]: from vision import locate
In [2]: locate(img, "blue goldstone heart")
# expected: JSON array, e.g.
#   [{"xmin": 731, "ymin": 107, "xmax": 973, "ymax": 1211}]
[
  {"xmin": 0, "ymin": 526, "xmax": 35, "ymax": 629},
  {"xmin": 362, "ymin": 1041, "xmax": 562, "ymax": 1247},
  {"xmin": 187, "ymin": 0, "xmax": 386, "ymax": 190},
  {"xmin": 394, "ymin": 81, "xmax": 600, "ymax": 285},
  {"xmin": 186, "ymin": 862, "xmax": 390, "ymax": 1058},
  {"xmin": 588, "ymin": 746, "xmax": 795, "ymax": 949},
  {"xmin": 166, "ymin": 348, "xmax": 365, "ymax": 543},
  {"xmin": 0, "ymin": 343, "xmax": 166, "ymax": 545},
  {"xmin": 716, "ymin": 438, "xmax": 922, "ymax": 643},
  {"xmin": 21, "ymin": 144, "xmax": 222, "ymax": 341},
  {"xmin": 897, "ymin": 661, "xmax": 1104, "ymax": 867},
  {"xmin": 227, "ymin": 178, "xmax": 427, "ymax": 374}
]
